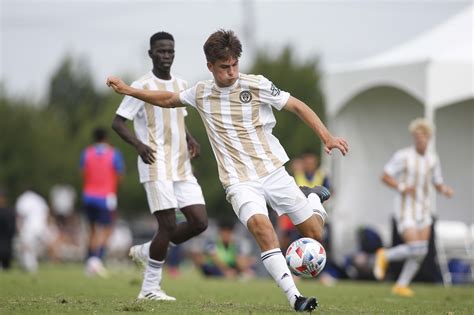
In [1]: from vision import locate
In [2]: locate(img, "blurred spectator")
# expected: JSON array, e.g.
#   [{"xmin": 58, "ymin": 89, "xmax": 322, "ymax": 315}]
[
  {"xmin": 0, "ymin": 188, "xmax": 15, "ymax": 270},
  {"xmin": 15, "ymin": 189, "xmax": 50, "ymax": 272},
  {"xmin": 192, "ymin": 220, "xmax": 256, "ymax": 279},
  {"xmin": 50, "ymin": 184, "xmax": 76, "ymax": 228},
  {"xmin": 293, "ymin": 149, "xmax": 331, "ymax": 191},
  {"xmin": 344, "ymin": 226, "xmax": 383, "ymax": 280},
  {"xmin": 80, "ymin": 127, "xmax": 125, "ymax": 277}
]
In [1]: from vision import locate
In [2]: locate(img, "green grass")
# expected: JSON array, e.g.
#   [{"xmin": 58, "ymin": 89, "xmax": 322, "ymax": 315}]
[{"xmin": 0, "ymin": 264, "xmax": 472, "ymax": 314}]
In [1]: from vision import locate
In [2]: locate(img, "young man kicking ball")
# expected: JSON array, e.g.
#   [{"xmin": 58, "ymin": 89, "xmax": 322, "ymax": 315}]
[{"xmin": 108, "ymin": 29, "xmax": 348, "ymax": 312}]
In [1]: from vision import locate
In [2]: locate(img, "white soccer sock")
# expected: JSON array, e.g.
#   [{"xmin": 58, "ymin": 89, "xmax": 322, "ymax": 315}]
[
  {"xmin": 261, "ymin": 249, "xmax": 301, "ymax": 307},
  {"xmin": 308, "ymin": 193, "xmax": 327, "ymax": 223},
  {"xmin": 386, "ymin": 244, "xmax": 411, "ymax": 262},
  {"xmin": 141, "ymin": 258, "xmax": 164, "ymax": 293},
  {"xmin": 396, "ymin": 258, "xmax": 420, "ymax": 287},
  {"xmin": 140, "ymin": 241, "xmax": 151, "ymax": 258}
]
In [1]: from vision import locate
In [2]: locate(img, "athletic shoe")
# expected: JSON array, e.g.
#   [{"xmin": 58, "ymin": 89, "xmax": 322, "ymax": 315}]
[
  {"xmin": 391, "ymin": 285, "xmax": 415, "ymax": 297},
  {"xmin": 85, "ymin": 256, "xmax": 109, "ymax": 278},
  {"xmin": 129, "ymin": 244, "xmax": 147, "ymax": 269},
  {"xmin": 300, "ymin": 186, "xmax": 331, "ymax": 203},
  {"xmin": 294, "ymin": 295, "xmax": 318, "ymax": 312},
  {"xmin": 137, "ymin": 289, "xmax": 176, "ymax": 301},
  {"xmin": 373, "ymin": 248, "xmax": 388, "ymax": 281}
]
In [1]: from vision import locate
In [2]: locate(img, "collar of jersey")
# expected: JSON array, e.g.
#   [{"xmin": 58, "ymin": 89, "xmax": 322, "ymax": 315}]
[
  {"xmin": 212, "ymin": 74, "xmax": 240, "ymax": 92},
  {"xmin": 149, "ymin": 71, "xmax": 175, "ymax": 83}
]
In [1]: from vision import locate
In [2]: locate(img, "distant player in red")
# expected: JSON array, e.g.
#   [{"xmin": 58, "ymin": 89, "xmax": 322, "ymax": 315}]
[{"xmin": 80, "ymin": 127, "xmax": 125, "ymax": 277}]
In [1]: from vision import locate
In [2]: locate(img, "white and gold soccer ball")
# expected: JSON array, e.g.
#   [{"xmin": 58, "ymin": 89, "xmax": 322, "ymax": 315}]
[{"xmin": 285, "ymin": 237, "xmax": 327, "ymax": 278}]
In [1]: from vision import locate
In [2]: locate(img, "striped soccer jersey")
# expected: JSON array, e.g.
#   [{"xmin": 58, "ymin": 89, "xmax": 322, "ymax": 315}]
[
  {"xmin": 384, "ymin": 146, "xmax": 444, "ymax": 221},
  {"xmin": 180, "ymin": 73, "xmax": 291, "ymax": 188},
  {"xmin": 116, "ymin": 72, "xmax": 193, "ymax": 183}
]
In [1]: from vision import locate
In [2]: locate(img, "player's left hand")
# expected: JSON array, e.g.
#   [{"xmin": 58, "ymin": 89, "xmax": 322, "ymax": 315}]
[
  {"xmin": 441, "ymin": 185, "xmax": 454, "ymax": 198},
  {"xmin": 324, "ymin": 136, "xmax": 349, "ymax": 156},
  {"xmin": 106, "ymin": 76, "xmax": 129, "ymax": 95},
  {"xmin": 187, "ymin": 136, "xmax": 201, "ymax": 159}
]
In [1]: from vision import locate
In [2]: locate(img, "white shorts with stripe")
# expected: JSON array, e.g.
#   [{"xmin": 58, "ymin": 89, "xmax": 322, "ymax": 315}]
[
  {"xmin": 394, "ymin": 199, "xmax": 433, "ymax": 234},
  {"xmin": 143, "ymin": 177, "xmax": 205, "ymax": 213},
  {"xmin": 225, "ymin": 166, "xmax": 315, "ymax": 227}
]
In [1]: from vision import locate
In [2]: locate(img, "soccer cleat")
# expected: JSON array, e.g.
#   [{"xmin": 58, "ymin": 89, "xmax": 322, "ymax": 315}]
[
  {"xmin": 129, "ymin": 244, "xmax": 147, "ymax": 269},
  {"xmin": 300, "ymin": 186, "xmax": 331, "ymax": 203},
  {"xmin": 137, "ymin": 289, "xmax": 176, "ymax": 301},
  {"xmin": 294, "ymin": 295, "xmax": 318, "ymax": 312},
  {"xmin": 391, "ymin": 285, "xmax": 415, "ymax": 297},
  {"xmin": 373, "ymin": 248, "xmax": 388, "ymax": 281}
]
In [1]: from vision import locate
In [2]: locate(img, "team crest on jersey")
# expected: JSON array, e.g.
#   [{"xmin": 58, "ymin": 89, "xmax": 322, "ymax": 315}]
[
  {"xmin": 239, "ymin": 90, "xmax": 252, "ymax": 103},
  {"xmin": 270, "ymin": 83, "xmax": 280, "ymax": 96}
]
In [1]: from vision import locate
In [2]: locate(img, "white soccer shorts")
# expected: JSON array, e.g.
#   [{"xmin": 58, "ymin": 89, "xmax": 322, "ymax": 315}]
[
  {"xmin": 143, "ymin": 177, "xmax": 205, "ymax": 213},
  {"xmin": 225, "ymin": 167, "xmax": 314, "ymax": 227}
]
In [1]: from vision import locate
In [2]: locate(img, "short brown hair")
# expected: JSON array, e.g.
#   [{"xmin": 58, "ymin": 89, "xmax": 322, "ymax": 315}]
[{"xmin": 203, "ymin": 29, "xmax": 242, "ymax": 63}]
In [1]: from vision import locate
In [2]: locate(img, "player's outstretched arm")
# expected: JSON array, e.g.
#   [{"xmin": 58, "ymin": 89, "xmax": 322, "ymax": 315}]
[
  {"xmin": 106, "ymin": 76, "xmax": 183, "ymax": 108},
  {"xmin": 284, "ymin": 96, "xmax": 349, "ymax": 156},
  {"xmin": 435, "ymin": 183, "xmax": 454, "ymax": 198}
]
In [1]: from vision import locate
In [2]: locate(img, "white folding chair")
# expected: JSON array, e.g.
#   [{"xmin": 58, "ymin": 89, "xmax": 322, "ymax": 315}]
[{"xmin": 435, "ymin": 220, "xmax": 473, "ymax": 286}]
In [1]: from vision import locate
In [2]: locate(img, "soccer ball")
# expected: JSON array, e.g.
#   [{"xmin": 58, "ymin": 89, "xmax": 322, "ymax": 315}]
[{"xmin": 285, "ymin": 237, "xmax": 327, "ymax": 278}]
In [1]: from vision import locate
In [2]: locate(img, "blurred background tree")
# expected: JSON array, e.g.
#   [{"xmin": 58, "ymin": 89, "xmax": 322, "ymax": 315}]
[
  {"xmin": 250, "ymin": 46, "xmax": 325, "ymax": 158},
  {"xmin": 0, "ymin": 48, "xmax": 324, "ymax": 219}
]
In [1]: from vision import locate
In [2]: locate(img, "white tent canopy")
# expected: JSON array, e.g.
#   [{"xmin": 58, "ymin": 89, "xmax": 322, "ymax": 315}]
[{"xmin": 323, "ymin": 5, "xmax": 474, "ymax": 262}]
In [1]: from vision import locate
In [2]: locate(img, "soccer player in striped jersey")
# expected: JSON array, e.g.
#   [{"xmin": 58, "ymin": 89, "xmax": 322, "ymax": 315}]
[
  {"xmin": 112, "ymin": 32, "xmax": 208, "ymax": 301},
  {"xmin": 108, "ymin": 29, "xmax": 348, "ymax": 312},
  {"xmin": 374, "ymin": 118, "xmax": 453, "ymax": 297}
]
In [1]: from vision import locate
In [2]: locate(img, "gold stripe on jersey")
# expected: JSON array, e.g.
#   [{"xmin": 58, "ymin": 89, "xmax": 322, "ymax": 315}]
[
  {"xmin": 422, "ymin": 159, "xmax": 430, "ymax": 219},
  {"xmin": 154, "ymin": 80, "xmax": 173, "ymax": 180},
  {"xmin": 229, "ymin": 84, "xmax": 267, "ymax": 178},
  {"xmin": 210, "ymin": 88, "xmax": 249, "ymax": 182},
  {"xmin": 400, "ymin": 158, "xmax": 408, "ymax": 221},
  {"xmin": 412, "ymin": 157, "xmax": 420, "ymax": 220},
  {"xmin": 173, "ymin": 79, "xmax": 187, "ymax": 179},
  {"xmin": 195, "ymin": 84, "xmax": 231, "ymax": 185},
  {"xmin": 144, "ymin": 83, "xmax": 158, "ymax": 181},
  {"xmin": 249, "ymin": 84, "xmax": 282, "ymax": 169}
]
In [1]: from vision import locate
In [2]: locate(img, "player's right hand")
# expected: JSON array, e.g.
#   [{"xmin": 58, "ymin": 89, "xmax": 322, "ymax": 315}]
[
  {"xmin": 324, "ymin": 136, "xmax": 349, "ymax": 156},
  {"xmin": 401, "ymin": 185, "xmax": 416, "ymax": 197},
  {"xmin": 136, "ymin": 143, "xmax": 156, "ymax": 164},
  {"xmin": 106, "ymin": 76, "xmax": 129, "ymax": 95}
]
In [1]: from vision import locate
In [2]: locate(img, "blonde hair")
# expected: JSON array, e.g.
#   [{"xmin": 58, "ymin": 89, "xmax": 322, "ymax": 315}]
[{"xmin": 409, "ymin": 118, "xmax": 434, "ymax": 136}]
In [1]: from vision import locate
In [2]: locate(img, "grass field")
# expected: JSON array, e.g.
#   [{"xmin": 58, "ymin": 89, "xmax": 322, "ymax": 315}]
[{"xmin": 0, "ymin": 264, "xmax": 472, "ymax": 314}]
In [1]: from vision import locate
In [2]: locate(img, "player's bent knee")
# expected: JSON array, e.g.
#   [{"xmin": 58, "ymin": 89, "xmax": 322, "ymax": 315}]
[
  {"xmin": 408, "ymin": 241, "xmax": 428, "ymax": 260},
  {"xmin": 192, "ymin": 219, "xmax": 208, "ymax": 235}
]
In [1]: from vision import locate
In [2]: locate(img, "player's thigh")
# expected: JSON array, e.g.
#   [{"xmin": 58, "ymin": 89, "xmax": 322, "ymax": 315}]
[
  {"xmin": 401, "ymin": 227, "xmax": 420, "ymax": 243},
  {"xmin": 264, "ymin": 168, "xmax": 312, "ymax": 224},
  {"xmin": 225, "ymin": 182, "xmax": 266, "ymax": 227},
  {"xmin": 143, "ymin": 180, "xmax": 178, "ymax": 213},
  {"xmin": 418, "ymin": 224, "xmax": 432, "ymax": 241},
  {"xmin": 84, "ymin": 203, "xmax": 99, "ymax": 224},
  {"xmin": 174, "ymin": 177, "xmax": 206, "ymax": 209}
]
